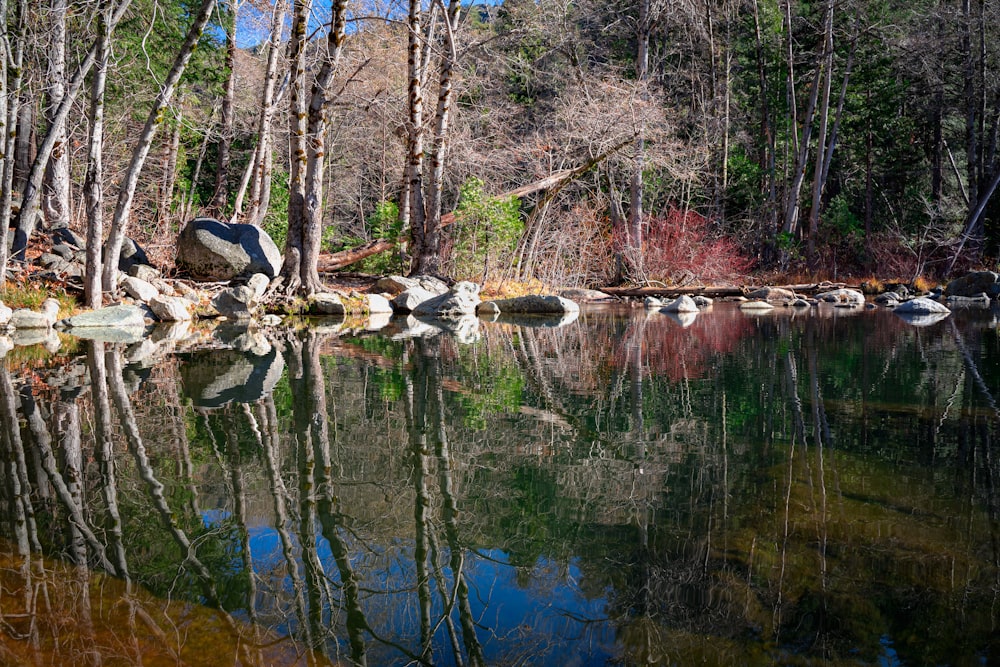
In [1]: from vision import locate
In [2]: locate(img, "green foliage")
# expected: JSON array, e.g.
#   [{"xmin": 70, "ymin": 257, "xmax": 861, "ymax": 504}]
[
  {"xmin": 446, "ymin": 178, "xmax": 523, "ymax": 282},
  {"xmin": 357, "ymin": 201, "xmax": 405, "ymax": 275},
  {"xmin": 261, "ymin": 169, "xmax": 290, "ymax": 251}
]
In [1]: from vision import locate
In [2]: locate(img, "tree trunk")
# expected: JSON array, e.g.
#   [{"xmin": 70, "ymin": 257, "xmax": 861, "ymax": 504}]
[
  {"xmin": 806, "ymin": 0, "xmax": 834, "ymax": 268},
  {"xmin": 42, "ymin": 0, "xmax": 71, "ymax": 231},
  {"xmin": 11, "ymin": 0, "xmax": 133, "ymax": 263},
  {"xmin": 416, "ymin": 0, "xmax": 462, "ymax": 277},
  {"xmin": 159, "ymin": 110, "xmax": 182, "ymax": 228},
  {"xmin": 240, "ymin": 0, "xmax": 287, "ymax": 226},
  {"xmin": 102, "ymin": 0, "xmax": 217, "ymax": 294},
  {"xmin": 626, "ymin": 0, "xmax": 651, "ymax": 283},
  {"xmin": 0, "ymin": 0, "xmax": 27, "ymax": 281},
  {"xmin": 84, "ymin": 0, "xmax": 111, "ymax": 309},
  {"xmin": 281, "ymin": 0, "xmax": 312, "ymax": 292},
  {"xmin": 405, "ymin": 0, "xmax": 428, "ymax": 274},
  {"xmin": 297, "ymin": 0, "xmax": 349, "ymax": 295},
  {"xmin": 209, "ymin": 4, "xmax": 238, "ymax": 217}
]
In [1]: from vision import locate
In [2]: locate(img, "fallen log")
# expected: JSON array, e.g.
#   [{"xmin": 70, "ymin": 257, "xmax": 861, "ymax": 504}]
[
  {"xmin": 317, "ymin": 239, "xmax": 394, "ymax": 272},
  {"xmin": 600, "ymin": 282, "xmax": 848, "ymax": 298}
]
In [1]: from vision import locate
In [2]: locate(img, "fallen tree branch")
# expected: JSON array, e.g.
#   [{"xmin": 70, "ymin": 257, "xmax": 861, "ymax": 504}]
[{"xmin": 317, "ymin": 239, "xmax": 394, "ymax": 272}]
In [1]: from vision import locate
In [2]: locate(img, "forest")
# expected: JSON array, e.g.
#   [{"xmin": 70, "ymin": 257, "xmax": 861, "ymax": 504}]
[{"xmin": 1, "ymin": 0, "xmax": 998, "ymax": 299}]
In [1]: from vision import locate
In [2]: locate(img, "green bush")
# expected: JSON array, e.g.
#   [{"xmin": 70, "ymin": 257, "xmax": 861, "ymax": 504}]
[{"xmin": 446, "ymin": 178, "xmax": 522, "ymax": 282}]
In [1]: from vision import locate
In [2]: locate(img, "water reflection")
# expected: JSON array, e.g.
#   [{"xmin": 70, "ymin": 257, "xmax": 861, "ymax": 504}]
[{"xmin": 0, "ymin": 305, "xmax": 998, "ymax": 664}]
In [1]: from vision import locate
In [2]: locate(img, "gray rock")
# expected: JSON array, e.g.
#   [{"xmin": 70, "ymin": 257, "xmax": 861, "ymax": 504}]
[
  {"xmin": 109, "ymin": 237, "xmax": 151, "ymax": 274},
  {"xmin": 643, "ymin": 296, "xmax": 663, "ymax": 308},
  {"xmin": 174, "ymin": 281, "xmax": 202, "ymax": 303},
  {"xmin": 62, "ymin": 304, "xmax": 147, "ymax": 329},
  {"xmin": 212, "ymin": 285, "xmax": 257, "ymax": 320},
  {"xmin": 309, "ymin": 293, "xmax": 346, "ymax": 316},
  {"xmin": 50, "ymin": 227, "xmax": 86, "ymax": 248},
  {"xmin": 392, "ymin": 286, "xmax": 436, "ymax": 312},
  {"xmin": 38, "ymin": 253, "xmax": 68, "ymax": 270},
  {"xmin": 894, "ymin": 297, "xmax": 950, "ymax": 315},
  {"xmin": 946, "ymin": 293, "xmax": 990, "ymax": 308},
  {"xmin": 151, "ymin": 279, "xmax": 176, "ymax": 296},
  {"xmin": 492, "ymin": 295, "xmax": 580, "ymax": 314},
  {"xmin": 875, "ymin": 292, "xmax": 902, "ymax": 306},
  {"xmin": 51, "ymin": 244, "xmax": 76, "ymax": 260},
  {"xmin": 945, "ymin": 271, "xmax": 999, "ymax": 298},
  {"xmin": 0, "ymin": 302, "xmax": 12, "ymax": 328},
  {"xmin": 246, "ymin": 273, "xmax": 271, "ymax": 300},
  {"xmin": 366, "ymin": 293, "xmax": 393, "ymax": 314},
  {"xmin": 790, "ymin": 298, "xmax": 812, "ymax": 308},
  {"xmin": 122, "ymin": 276, "xmax": 160, "ymax": 302},
  {"xmin": 661, "ymin": 295, "xmax": 699, "ymax": 313},
  {"xmin": 693, "ymin": 295, "xmax": 713, "ymax": 308},
  {"xmin": 747, "ymin": 287, "xmax": 796, "ymax": 302},
  {"xmin": 815, "ymin": 288, "xmax": 865, "ymax": 305},
  {"xmin": 149, "ymin": 295, "xmax": 193, "ymax": 322},
  {"xmin": 11, "ymin": 299, "xmax": 60, "ymax": 329},
  {"xmin": 176, "ymin": 217, "xmax": 282, "ymax": 280},
  {"xmin": 477, "ymin": 301, "xmax": 501, "ymax": 315},
  {"xmin": 128, "ymin": 264, "xmax": 160, "ymax": 282},
  {"xmin": 413, "ymin": 281, "xmax": 481, "ymax": 318},
  {"xmin": 374, "ymin": 275, "xmax": 449, "ymax": 296},
  {"xmin": 558, "ymin": 288, "xmax": 617, "ymax": 303}
]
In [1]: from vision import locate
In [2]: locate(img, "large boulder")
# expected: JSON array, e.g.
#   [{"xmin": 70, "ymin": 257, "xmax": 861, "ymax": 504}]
[
  {"xmin": 176, "ymin": 218, "xmax": 282, "ymax": 281},
  {"xmin": 413, "ymin": 281, "xmax": 481, "ymax": 318},
  {"xmin": 11, "ymin": 299, "xmax": 60, "ymax": 329},
  {"xmin": 60, "ymin": 304, "xmax": 147, "ymax": 329},
  {"xmin": 149, "ymin": 295, "xmax": 193, "ymax": 322},
  {"xmin": 894, "ymin": 297, "xmax": 950, "ymax": 315},
  {"xmin": 945, "ymin": 271, "xmax": 1000, "ymax": 298},
  {"xmin": 491, "ymin": 295, "xmax": 580, "ymax": 314},
  {"xmin": 661, "ymin": 295, "xmax": 699, "ymax": 313},
  {"xmin": 747, "ymin": 287, "xmax": 796, "ymax": 302},
  {"xmin": 392, "ymin": 286, "xmax": 437, "ymax": 312}
]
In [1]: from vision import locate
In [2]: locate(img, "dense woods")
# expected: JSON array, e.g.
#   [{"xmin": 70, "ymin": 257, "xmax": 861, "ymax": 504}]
[{"xmin": 1, "ymin": 0, "xmax": 999, "ymax": 295}]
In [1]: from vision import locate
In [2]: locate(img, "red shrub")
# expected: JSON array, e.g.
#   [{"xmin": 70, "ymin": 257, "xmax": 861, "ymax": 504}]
[{"xmin": 615, "ymin": 207, "xmax": 754, "ymax": 284}]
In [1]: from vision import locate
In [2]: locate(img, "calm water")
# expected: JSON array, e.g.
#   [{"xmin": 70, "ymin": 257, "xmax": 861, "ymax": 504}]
[{"xmin": 1, "ymin": 303, "xmax": 999, "ymax": 665}]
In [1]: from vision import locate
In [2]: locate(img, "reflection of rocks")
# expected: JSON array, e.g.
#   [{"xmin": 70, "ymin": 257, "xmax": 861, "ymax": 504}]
[
  {"xmin": 66, "ymin": 326, "xmax": 146, "ymax": 344},
  {"xmin": 895, "ymin": 311, "xmax": 951, "ymax": 327},
  {"xmin": 665, "ymin": 310, "xmax": 698, "ymax": 329},
  {"xmin": 665, "ymin": 311, "xmax": 698, "ymax": 328},
  {"xmin": 946, "ymin": 293, "xmax": 990, "ymax": 309},
  {"xmin": 494, "ymin": 309, "xmax": 581, "ymax": 328},
  {"xmin": 11, "ymin": 328, "xmax": 61, "ymax": 351},
  {"xmin": 388, "ymin": 315, "xmax": 440, "ymax": 340},
  {"xmin": 366, "ymin": 312, "xmax": 392, "ymax": 331},
  {"xmin": 0, "ymin": 336, "xmax": 11, "ymax": 357},
  {"xmin": 419, "ymin": 315, "xmax": 481, "ymax": 343},
  {"xmin": 180, "ymin": 345, "xmax": 285, "ymax": 408}
]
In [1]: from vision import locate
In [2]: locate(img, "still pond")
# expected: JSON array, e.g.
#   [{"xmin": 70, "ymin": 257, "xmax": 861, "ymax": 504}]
[{"xmin": 0, "ymin": 302, "xmax": 998, "ymax": 665}]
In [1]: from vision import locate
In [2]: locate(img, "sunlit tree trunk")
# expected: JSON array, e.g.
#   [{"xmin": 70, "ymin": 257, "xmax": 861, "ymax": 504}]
[
  {"xmin": 42, "ymin": 0, "xmax": 71, "ymax": 231},
  {"xmin": 11, "ymin": 0, "xmax": 132, "ymax": 264},
  {"xmin": 281, "ymin": 0, "xmax": 311, "ymax": 292},
  {"xmin": 102, "ymin": 0, "xmax": 217, "ymax": 295},
  {"xmin": 84, "ymin": 0, "xmax": 111, "ymax": 308},
  {"xmin": 625, "ymin": 0, "xmax": 651, "ymax": 283},
  {"xmin": 0, "ymin": 0, "xmax": 27, "ymax": 280}
]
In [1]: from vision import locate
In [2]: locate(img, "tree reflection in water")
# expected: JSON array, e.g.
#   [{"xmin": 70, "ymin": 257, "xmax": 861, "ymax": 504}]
[{"xmin": 0, "ymin": 306, "xmax": 998, "ymax": 665}]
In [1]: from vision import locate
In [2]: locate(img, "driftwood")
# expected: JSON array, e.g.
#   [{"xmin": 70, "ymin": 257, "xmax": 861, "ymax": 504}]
[
  {"xmin": 600, "ymin": 282, "xmax": 848, "ymax": 298},
  {"xmin": 317, "ymin": 239, "xmax": 394, "ymax": 272}
]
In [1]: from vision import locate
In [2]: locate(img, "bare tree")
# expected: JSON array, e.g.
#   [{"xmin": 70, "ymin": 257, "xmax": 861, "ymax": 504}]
[
  {"xmin": 42, "ymin": 0, "xmax": 71, "ymax": 231},
  {"xmin": 84, "ymin": 0, "xmax": 112, "ymax": 308},
  {"xmin": 101, "ymin": 0, "xmax": 218, "ymax": 294}
]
